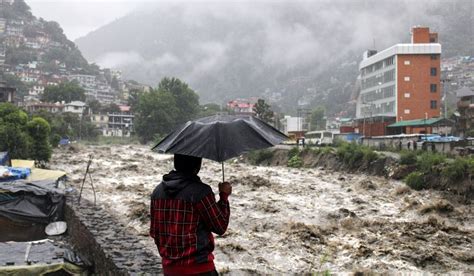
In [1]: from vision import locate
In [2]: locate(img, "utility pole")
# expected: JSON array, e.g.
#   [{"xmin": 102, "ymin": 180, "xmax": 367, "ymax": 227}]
[{"xmin": 441, "ymin": 78, "xmax": 451, "ymax": 136}]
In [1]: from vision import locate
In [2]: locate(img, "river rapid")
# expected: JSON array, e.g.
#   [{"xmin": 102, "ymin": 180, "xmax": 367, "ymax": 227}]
[{"xmin": 50, "ymin": 144, "xmax": 473, "ymax": 275}]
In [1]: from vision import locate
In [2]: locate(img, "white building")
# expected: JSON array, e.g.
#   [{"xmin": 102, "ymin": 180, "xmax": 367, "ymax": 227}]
[
  {"xmin": 64, "ymin": 101, "xmax": 87, "ymax": 117},
  {"xmin": 68, "ymin": 74, "xmax": 96, "ymax": 87},
  {"xmin": 280, "ymin": 116, "xmax": 307, "ymax": 134}
]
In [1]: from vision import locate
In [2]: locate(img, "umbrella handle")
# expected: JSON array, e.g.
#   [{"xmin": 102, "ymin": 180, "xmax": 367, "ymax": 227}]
[{"xmin": 222, "ymin": 162, "xmax": 225, "ymax": 183}]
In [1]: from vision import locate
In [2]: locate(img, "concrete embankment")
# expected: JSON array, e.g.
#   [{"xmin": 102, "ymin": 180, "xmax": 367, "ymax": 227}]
[{"xmin": 65, "ymin": 193, "xmax": 162, "ymax": 275}]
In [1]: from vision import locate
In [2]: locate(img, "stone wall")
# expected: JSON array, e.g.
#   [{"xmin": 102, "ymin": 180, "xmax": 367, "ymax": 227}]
[{"xmin": 65, "ymin": 193, "xmax": 162, "ymax": 275}]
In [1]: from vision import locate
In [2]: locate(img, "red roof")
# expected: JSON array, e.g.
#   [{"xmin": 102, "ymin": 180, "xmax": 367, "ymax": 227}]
[{"xmin": 119, "ymin": 105, "xmax": 131, "ymax": 112}]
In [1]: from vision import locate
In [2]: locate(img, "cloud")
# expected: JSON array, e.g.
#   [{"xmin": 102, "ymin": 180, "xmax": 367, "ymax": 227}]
[{"xmin": 95, "ymin": 51, "xmax": 144, "ymax": 68}]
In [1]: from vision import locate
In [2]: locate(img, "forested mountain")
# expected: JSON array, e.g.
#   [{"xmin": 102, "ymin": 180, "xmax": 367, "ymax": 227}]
[{"xmin": 75, "ymin": 0, "xmax": 473, "ymax": 115}]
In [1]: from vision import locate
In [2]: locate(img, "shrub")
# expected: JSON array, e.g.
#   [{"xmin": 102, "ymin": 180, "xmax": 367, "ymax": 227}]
[
  {"xmin": 362, "ymin": 148, "xmax": 378, "ymax": 163},
  {"xmin": 416, "ymin": 152, "xmax": 446, "ymax": 173},
  {"xmin": 287, "ymin": 155, "xmax": 303, "ymax": 168},
  {"xmin": 288, "ymin": 147, "xmax": 300, "ymax": 158},
  {"xmin": 405, "ymin": 172, "xmax": 426, "ymax": 190},
  {"xmin": 441, "ymin": 157, "xmax": 472, "ymax": 182},
  {"xmin": 400, "ymin": 151, "xmax": 417, "ymax": 165},
  {"xmin": 336, "ymin": 142, "xmax": 376, "ymax": 168},
  {"xmin": 247, "ymin": 149, "xmax": 274, "ymax": 165},
  {"xmin": 320, "ymin": 146, "xmax": 333, "ymax": 155}
]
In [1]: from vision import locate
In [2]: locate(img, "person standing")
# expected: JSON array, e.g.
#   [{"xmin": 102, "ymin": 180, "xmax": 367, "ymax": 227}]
[{"xmin": 150, "ymin": 154, "xmax": 231, "ymax": 275}]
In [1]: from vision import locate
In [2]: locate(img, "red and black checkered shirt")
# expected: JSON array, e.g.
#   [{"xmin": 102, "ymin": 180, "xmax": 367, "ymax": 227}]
[{"xmin": 150, "ymin": 171, "xmax": 230, "ymax": 275}]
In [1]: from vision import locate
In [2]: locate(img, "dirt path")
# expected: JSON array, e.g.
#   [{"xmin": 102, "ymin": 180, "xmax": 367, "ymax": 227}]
[{"xmin": 50, "ymin": 144, "xmax": 473, "ymax": 274}]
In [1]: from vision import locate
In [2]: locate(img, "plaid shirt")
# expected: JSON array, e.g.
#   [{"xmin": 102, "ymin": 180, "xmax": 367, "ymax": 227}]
[{"xmin": 150, "ymin": 172, "xmax": 230, "ymax": 274}]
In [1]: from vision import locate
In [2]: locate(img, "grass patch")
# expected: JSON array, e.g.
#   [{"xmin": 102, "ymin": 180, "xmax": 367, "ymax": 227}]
[
  {"xmin": 441, "ymin": 157, "xmax": 474, "ymax": 182},
  {"xmin": 336, "ymin": 142, "xmax": 378, "ymax": 168},
  {"xmin": 415, "ymin": 152, "xmax": 446, "ymax": 173},
  {"xmin": 399, "ymin": 150, "xmax": 417, "ymax": 165}
]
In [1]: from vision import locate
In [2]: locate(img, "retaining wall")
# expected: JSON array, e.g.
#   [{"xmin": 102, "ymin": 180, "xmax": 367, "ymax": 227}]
[{"xmin": 65, "ymin": 193, "xmax": 162, "ymax": 275}]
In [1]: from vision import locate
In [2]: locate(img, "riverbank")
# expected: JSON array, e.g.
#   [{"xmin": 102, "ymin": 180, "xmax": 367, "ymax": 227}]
[
  {"xmin": 49, "ymin": 144, "xmax": 473, "ymax": 274},
  {"xmin": 245, "ymin": 145, "xmax": 473, "ymax": 199}
]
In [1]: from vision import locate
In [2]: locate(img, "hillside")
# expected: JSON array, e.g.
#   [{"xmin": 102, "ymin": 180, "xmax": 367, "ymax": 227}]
[
  {"xmin": 75, "ymin": 0, "xmax": 474, "ymax": 115},
  {"xmin": 0, "ymin": 0, "xmax": 108, "ymax": 101}
]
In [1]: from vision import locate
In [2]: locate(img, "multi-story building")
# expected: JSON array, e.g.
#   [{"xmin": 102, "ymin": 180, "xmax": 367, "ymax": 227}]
[
  {"xmin": 355, "ymin": 26, "xmax": 441, "ymax": 136},
  {"xmin": 90, "ymin": 113, "xmax": 109, "ymax": 130},
  {"xmin": 456, "ymin": 86, "xmax": 474, "ymax": 137},
  {"xmin": 68, "ymin": 74, "xmax": 96, "ymax": 87},
  {"xmin": 27, "ymin": 85, "xmax": 44, "ymax": 99},
  {"xmin": 0, "ymin": 81, "xmax": 15, "ymax": 103},
  {"xmin": 24, "ymin": 101, "xmax": 64, "ymax": 113},
  {"xmin": 64, "ymin": 101, "xmax": 87, "ymax": 117},
  {"xmin": 105, "ymin": 105, "xmax": 134, "ymax": 137}
]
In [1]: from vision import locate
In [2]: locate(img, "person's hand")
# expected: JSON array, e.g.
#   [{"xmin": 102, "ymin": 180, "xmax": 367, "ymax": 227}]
[{"xmin": 219, "ymin": 182, "xmax": 232, "ymax": 196}]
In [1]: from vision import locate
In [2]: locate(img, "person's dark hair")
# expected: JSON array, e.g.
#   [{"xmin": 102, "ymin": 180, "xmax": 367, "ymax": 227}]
[{"xmin": 174, "ymin": 154, "xmax": 202, "ymax": 174}]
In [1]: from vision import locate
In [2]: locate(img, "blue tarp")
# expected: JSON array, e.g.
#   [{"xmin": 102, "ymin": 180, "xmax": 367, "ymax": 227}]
[
  {"xmin": 0, "ymin": 152, "xmax": 9, "ymax": 166},
  {"xmin": 0, "ymin": 166, "xmax": 31, "ymax": 182},
  {"xmin": 421, "ymin": 135, "xmax": 461, "ymax": 142},
  {"xmin": 59, "ymin": 138, "xmax": 70, "ymax": 145}
]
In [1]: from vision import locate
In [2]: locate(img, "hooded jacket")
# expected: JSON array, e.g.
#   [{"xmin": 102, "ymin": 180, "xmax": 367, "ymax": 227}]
[{"xmin": 150, "ymin": 171, "xmax": 230, "ymax": 275}]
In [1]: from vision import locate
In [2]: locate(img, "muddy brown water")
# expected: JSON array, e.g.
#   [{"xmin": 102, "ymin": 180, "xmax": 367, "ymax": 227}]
[{"xmin": 50, "ymin": 144, "xmax": 473, "ymax": 274}]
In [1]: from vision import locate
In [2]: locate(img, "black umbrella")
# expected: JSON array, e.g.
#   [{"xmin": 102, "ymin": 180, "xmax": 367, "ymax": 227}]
[{"xmin": 152, "ymin": 114, "xmax": 288, "ymax": 181}]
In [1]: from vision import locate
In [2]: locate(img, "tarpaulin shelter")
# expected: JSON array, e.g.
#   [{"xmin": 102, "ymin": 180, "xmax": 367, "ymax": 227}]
[
  {"xmin": 0, "ymin": 179, "xmax": 65, "ymax": 224},
  {"xmin": 0, "ymin": 239, "xmax": 88, "ymax": 275}
]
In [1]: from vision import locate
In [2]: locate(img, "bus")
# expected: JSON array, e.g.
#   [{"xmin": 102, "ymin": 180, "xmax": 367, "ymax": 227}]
[{"xmin": 305, "ymin": 131, "xmax": 334, "ymax": 146}]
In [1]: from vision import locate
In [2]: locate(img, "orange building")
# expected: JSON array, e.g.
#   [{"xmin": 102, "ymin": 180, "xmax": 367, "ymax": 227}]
[{"xmin": 356, "ymin": 26, "xmax": 441, "ymax": 136}]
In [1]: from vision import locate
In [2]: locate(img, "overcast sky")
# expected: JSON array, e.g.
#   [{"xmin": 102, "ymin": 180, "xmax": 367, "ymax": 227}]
[
  {"xmin": 26, "ymin": 0, "xmax": 144, "ymax": 40},
  {"xmin": 25, "ymin": 0, "xmax": 272, "ymax": 41}
]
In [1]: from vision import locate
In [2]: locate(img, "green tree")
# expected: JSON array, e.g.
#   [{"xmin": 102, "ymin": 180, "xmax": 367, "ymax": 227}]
[
  {"xmin": 12, "ymin": 0, "xmax": 32, "ymax": 18},
  {"xmin": 102, "ymin": 103, "xmax": 121, "ymax": 114},
  {"xmin": 309, "ymin": 106, "xmax": 326, "ymax": 131},
  {"xmin": 253, "ymin": 99, "xmax": 274, "ymax": 124},
  {"xmin": 27, "ymin": 117, "xmax": 52, "ymax": 162},
  {"xmin": 158, "ymin": 77, "xmax": 199, "ymax": 125},
  {"xmin": 41, "ymin": 81, "xmax": 86, "ymax": 103},
  {"xmin": 134, "ymin": 77, "xmax": 200, "ymax": 143},
  {"xmin": 198, "ymin": 103, "xmax": 221, "ymax": 118},
  {"xmin": 86, "ymin": 99, "xmax": 102, "ymax": 114},
  {"xmin": 0, "ymin": 103, "xmax": 30, "ymax": 159},
  {"xmin": 134, "ymin": 89, "xmax": 178, "ymax": 143},
  {"xmin": 128, "ymin": 89, "xmax": 141, "ymax": 111}
]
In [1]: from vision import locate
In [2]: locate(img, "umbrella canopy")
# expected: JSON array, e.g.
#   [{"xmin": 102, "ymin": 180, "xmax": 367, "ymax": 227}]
[{"xmin": 152, "ymin": 115, "xmax": 288, "ymax": 162}]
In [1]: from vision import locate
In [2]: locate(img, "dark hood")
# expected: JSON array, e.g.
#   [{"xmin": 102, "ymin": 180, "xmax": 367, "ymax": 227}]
[{"xmin": 162, "ymin": 170, "xmax": 201, "ymax": 196}]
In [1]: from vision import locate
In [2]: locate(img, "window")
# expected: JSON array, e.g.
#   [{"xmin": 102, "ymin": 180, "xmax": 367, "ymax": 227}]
[
  {"xmin": 404, "ymin": 93, "xmax": 410, "ymax": 98},
  {"xmin": 404, "ymin": 60, "xmax": 410, "ymax": 65},
  {"xmin": 404, "ymin": 109, "xmax": 410, "ymax": 114},
  {"xmin": 430, "ymin": 100, "xmax": 437, "ymax": 109},
  {"xmin": 404, "ymin": 76, "xmax": 410, "ymax": 81},
  {"xmin": 430, "ymin": 84, "xmax": 437, "ymax": 92},
  {"xmin": 431, "ymin": 54, "xmax": 438, "ymax": 60},
  {"xmin": 430, "ymin": 68, "xmax": 437, "ymax": 76}
]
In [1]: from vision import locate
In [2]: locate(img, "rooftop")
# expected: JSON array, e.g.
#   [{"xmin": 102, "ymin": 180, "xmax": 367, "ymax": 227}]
[{"xmin": 388, "ymin": 118, "xmax": 453, "ymax": 128}]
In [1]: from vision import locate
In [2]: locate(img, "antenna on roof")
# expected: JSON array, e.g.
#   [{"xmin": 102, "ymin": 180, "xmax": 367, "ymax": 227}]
[{"xmin": 373, "ymin": 38, "xmax": 376, "ymax": 49}]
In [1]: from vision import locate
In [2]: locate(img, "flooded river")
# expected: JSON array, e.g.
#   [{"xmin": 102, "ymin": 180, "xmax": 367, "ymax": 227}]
[{"xmin": 50, "ymin": 144, "xmax": 473, "ymax": 274}]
